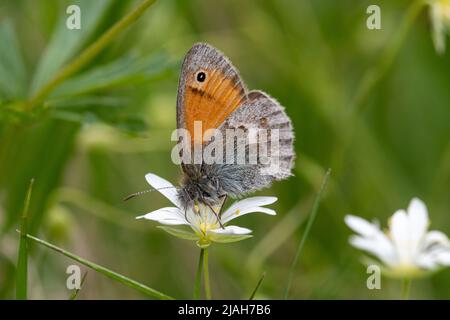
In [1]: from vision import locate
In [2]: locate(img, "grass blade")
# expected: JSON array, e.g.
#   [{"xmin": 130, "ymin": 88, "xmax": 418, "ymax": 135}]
[
  {"xmin": 249, "ymin": 272, "xmax": 266, "ymax": 300},
  {"xmin": 0, "ymin": 20, "xmax": 27, "ymax": 99},
  {"xmin": 24, "ymin": 233, "xmax": 174, "ymax": 300},
  {"xmin": 51, "ymin": 52, "xmax": 170, "ymax": 98},
  {"xmin": 69, "ymin": 271, "xmax": 88, "ymax": 300},
  {"xmin": 25, "ymin": 0, "xmax": 157, "ymax": 111},
  {"xmin": 30, "ymin": 0, "xmax": 115, "ymax": 94},
  {"xmin": 16, "ymin": 178, "xmax": 34, "ymax": 300},
  {"xmin": 284, "ymin": 169, "xmax": 331, "ymax": 299}
]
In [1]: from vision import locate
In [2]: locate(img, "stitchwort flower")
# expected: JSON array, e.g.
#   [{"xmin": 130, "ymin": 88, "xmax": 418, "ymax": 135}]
[
  {"xmin": 137, "ymin": 173, "xmax": 277, "ymax": 248},
  {"xmin": 345, "ymin": 198, "xmax": 450, "ymax": 278}
]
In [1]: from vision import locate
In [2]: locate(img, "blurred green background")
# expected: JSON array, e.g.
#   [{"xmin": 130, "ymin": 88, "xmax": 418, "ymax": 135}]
[{"xmin": 0, "ymin": 0, "xmax": 449, "ymax": 299}]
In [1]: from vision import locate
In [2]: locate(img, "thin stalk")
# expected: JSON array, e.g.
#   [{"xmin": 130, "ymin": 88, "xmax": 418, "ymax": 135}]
[
  {"xmin": 249, "ymin": 272, "xmax": 266, "ymax": 300},
  {"xmin": 401, "ymin": 278, "xmax": 412, "ymax": 300},
  {"xmin": 24, "ymin": 0, "xmax": 157, "ymax": 111},
  {"xmin": 284, "ymin": 169, "xmax": 331, "ymax": 299},
  {"xmin": 203, "ymin": 248, "xmax": 212, "ymax": 300},
  {"xmin": 69, "ymin": 271, "xmax": 88, "ymax": 300},
  {"xmin": 16, "ymin": 178, "xmax": 34, "ymax": 300},
  {"xmin": 193, "ymin": 248, "xmax": 204, "ymax": 299}
]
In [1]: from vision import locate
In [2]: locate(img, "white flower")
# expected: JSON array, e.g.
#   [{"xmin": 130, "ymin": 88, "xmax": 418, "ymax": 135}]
[
  {"xmin": 429, "ymin": 0, "xmax": 450, "ymax": 54},
  {"xmin": 137, "ymin": 173, "xmax": 277, "ymax": 248},
  {"xmin": 345, "ymin": 198, "xmax": 450, "ymax": 278}
]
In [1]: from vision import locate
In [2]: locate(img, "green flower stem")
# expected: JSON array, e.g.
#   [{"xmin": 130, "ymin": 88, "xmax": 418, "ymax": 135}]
[
  {"xmin": 401, "ymin": 278, "xmax": 412, "ymax": 300},
  {"xmin": 203, "ymin": 248, "xmax": 212, "ymax": 300},
  {"xmin": 193, "ymin": 248, "xmax": 204, "ymax": 299},
  {"xmin": 23, "ymin": 232, "xmax": 174, "ymax": 300},
  {"xmin": 24, "ymin": 0, "xmax": 157, "ymax": 111}
]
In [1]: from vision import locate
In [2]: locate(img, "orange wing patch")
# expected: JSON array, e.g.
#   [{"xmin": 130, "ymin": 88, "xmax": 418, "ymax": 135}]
[{"xmin": 184, "ymin": 68, "xmax": 246, "ymax": 144}]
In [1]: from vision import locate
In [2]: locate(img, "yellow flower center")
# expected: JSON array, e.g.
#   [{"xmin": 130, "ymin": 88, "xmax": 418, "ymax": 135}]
[
  {"xmin": 199, "ymin": 221, "xmax": 219, "ymax": 235},
  {"xmin": 200, "ymin": 222, "xmax": 207, "ymax": 234}
]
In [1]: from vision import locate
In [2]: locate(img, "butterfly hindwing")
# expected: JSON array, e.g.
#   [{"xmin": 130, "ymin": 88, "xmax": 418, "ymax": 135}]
[{"xmin": 212, "ymin": 90, "xmax": 294, "ymax": 196}]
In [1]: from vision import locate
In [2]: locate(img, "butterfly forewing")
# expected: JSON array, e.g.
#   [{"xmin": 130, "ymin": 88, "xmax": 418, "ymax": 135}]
[{"xmin": 177, "ymin": 43, "xmax": 247, "ymax": 145}]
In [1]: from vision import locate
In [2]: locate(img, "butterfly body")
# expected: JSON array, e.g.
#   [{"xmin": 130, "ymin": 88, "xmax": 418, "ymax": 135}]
[{"xmin": 176, "ymin": 43, "xmax": 295, "ymax": 210}]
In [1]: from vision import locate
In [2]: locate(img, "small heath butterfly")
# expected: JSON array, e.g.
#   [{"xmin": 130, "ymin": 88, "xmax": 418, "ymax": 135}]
[{"xmin": 175, "ymin": 43, "xmax": 295, "ymax": 215}]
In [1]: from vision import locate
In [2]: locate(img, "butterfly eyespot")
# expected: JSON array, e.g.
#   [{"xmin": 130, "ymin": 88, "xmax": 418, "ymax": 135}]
[{"xmin": 196, "ymin": 71, "xmax": 206, "ymax": 82}]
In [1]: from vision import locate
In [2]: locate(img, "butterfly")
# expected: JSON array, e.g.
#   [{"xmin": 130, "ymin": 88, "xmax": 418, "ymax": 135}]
[{"xmin": 175, "ymin": 43, "xmax": 295, "ymax": 214}]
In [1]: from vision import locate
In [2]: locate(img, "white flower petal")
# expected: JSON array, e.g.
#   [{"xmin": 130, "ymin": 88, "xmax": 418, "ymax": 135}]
[
  {"xmin": 416, "ymin": 252, "xmax": 438, "ymax": 269},
  {"xmin": 417, "ymin": 246, "xmax": 450, "ymax": 269},
  {"xmin": 420, "ymin": 230, "xmax": 450, "ymax": 268},
  {"xmin": 222, "ymin": 206, "xmax": 276, "ymax": 224},
  {"xmin": 423, "ymin": 230, "xmax": 450, "ymax": 248},
  {"xmin": 408, "ymin": 198, "xmax": 428, "ymax": 222},
  {"xmin": 435, "ymin": 250, "xmax": 450, "ymax": 266},
  {"xmin": 137, "ymin": 207, "xmax": 187, "ymax": 225},
  {"xmin": 209, "ymin": 225, "xmax": 252, "ymax": 235},
  {"xmin": 345, "ymin": 215, "xmax": 380, "ymax": 237},
  {"xmin": 407, "ymin": 198, "xmax": 429, "ymax": 255},
  {"xmin": 221, "ymin": 197, "xmax": 277, "ymax": 223},
  {"xmin": 345, "ymin": 215, "xmax": 397, "ymax": 266},
  {"xmin": 349, "ymin": 235, "xmax": 395, "ymax": 266},
  {"xmin": 145, "ymin": 173, "xmax": 180, "ymax": 207},
  {"xmin": 389, "ymin": 209, "xmax": 410, "ymax": 264},
  {"xmin": 223, "ymin": 196, "xmax": 277, "ymax": 215}
]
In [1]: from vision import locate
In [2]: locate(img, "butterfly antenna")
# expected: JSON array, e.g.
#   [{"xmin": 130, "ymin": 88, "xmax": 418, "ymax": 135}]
[{"xmin": 123, "ymin": 186, "xmax": 178, "ymax": 201}]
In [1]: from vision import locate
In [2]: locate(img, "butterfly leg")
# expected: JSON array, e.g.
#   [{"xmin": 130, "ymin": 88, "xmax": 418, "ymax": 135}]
[
  {"xmin": 184, "ymin": 201, "xmax": 193, "ymax": 225},
  {"xmin": 218, "ymin": 194, "xmax": 228, "ymax": 217},
  {"xmin": 184, "ymin": 206, "xmax": 189, "ymax": 224},
  {"xmin": 206, "ymin": 203, "xmax": 225, "ymax": 229}
]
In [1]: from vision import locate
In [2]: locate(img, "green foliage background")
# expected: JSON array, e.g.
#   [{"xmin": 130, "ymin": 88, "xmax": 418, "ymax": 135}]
[{"xmin": 0, "ymin": 0, "xmax": 449, "ymax": 299}]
